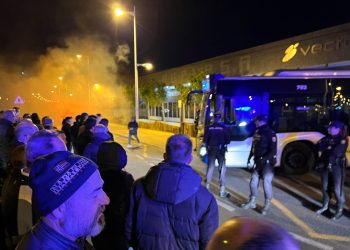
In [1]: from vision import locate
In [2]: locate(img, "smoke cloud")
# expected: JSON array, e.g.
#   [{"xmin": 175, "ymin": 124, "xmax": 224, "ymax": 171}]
[{"xmin": 0, "ymin": 36, "xmax": 133, "ymax": 125}]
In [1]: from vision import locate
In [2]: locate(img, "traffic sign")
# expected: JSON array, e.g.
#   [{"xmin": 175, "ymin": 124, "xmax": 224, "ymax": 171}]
[{"xmin": 14, "ymin": 96, "xmax": 24, "ymax": 104}]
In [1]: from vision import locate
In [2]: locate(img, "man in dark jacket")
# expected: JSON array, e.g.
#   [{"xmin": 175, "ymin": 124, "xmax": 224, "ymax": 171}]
[
  {"xmin": 203, "ymin": 113, "xmax": 230, "ymax": 197},
  {"xmin": 92, "ymin": 141, "xmax": 134, "ymax": 250},
  {"xmin": 16, "ymin": 151, "xmax": 110, "ymax": 250},
  {"xmin": 126, "ymin": 134, "xmax": 218, "ymax": 250},
  {"xmin": 127, "ymin": 117, "xmax": 140, "ymax": 148},
  {"xmin": 0, "ymin": 110, "xmax": 16, "ymax": 185},
  {"xmin": 241, "ymin": 114, "xmax": 277, "ymax": 215},
  {"xmin": 83, "ymin": 124, "xmax": 112, "ymax": 163},
  {"xmin": 61, "ymin": 116, "xmax": 73, "ymax": 151},
  {"xmin": 75, "ymin": 117, "xmax": 96, "ymax": 155},
  {"xmin": 99, "ymin": 118, "xmax": 114, "ymax": 141}
]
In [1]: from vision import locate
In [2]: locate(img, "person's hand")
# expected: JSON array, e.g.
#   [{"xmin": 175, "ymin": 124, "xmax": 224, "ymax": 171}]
[
  {"xmin": 247, "ymin": 162, "xmax": 255, "ymax": 169},
  {"xmin": 327, "ymin": 163, "xmax": 332, "ymax": 172}
]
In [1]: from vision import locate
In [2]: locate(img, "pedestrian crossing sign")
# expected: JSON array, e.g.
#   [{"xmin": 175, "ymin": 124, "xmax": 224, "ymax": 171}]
[{"xmin": 14, "ymin": 96, "xmax": 24, "ymax": 104}]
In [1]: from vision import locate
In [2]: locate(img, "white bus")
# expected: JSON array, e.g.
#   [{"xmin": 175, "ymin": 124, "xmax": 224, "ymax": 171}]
[{"xmin": 188, "ymin": 69, "xmax": 350, "ymax": 174}]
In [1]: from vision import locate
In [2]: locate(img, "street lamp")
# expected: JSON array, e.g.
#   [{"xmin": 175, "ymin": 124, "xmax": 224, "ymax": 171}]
[
  {"xmin": 76, "ymin": 54, "xmax": 92, "ymax": 104},
  {"xmin": 115, "ymin": 6, "xmax": 140, "ymax": 121},
  {"xmin": 138, "ymin": 63, "xmax": 154, "ymax": 71},
  {"xmin": 115, "ymin": 7, "xmax": 154, "ymax": 121}
]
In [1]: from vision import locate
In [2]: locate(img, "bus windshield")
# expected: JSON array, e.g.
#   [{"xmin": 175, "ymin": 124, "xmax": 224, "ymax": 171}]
[{"xmin": 208, "ymin": 77, "xmax": 350, "ymax": 141}]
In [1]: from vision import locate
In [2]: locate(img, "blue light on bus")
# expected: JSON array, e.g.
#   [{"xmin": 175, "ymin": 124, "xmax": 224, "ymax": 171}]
[
  {"xmin": 202, "ymin": 78, "xmax": 210, "ymax": 92},
  {"xmin": 235, "ymin": 107, "xmax": 251, "ymax": 111},
  {"xmin": 238, "ymin": 121, "xmax": 247, "ymax": 127}
]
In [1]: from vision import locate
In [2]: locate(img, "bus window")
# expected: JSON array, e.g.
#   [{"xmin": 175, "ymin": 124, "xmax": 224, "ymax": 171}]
[{"xmin": 223, "ymin": 95, "xmax": 266, "ymax": 141}]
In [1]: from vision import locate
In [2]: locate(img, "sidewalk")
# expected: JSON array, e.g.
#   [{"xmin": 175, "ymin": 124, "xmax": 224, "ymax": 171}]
[{"xmin": 109, "ymin": 123, "xmax": 197, "ymax": 150}]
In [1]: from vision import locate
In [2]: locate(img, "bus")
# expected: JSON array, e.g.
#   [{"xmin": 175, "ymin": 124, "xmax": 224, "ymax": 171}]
[{"xmin": 188, "ymin": 69, "xmax": 350, "ymax": 174}]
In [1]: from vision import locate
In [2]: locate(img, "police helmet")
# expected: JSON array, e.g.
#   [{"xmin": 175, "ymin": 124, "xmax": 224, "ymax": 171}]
[
  {"xmin": 328, "ymin": 121, "xmax": 344, "ymax": 129},
  {"xmin": 253, "ymin": 114, "xmax": 268, "ymax": 122},
  {"xmin": 213, "ymin": 113, "xmax": 221, "ymax": 119}
]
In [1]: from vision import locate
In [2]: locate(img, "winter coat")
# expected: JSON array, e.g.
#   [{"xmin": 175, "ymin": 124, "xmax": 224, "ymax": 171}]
[
  {"xmin": 83, "ymin": 133, "xmax": 111, "ymax": 163},
  {"xmin": 126, "ymin": 161, "xmax": 218, "ymax": 250},
  {"xmin": 62, "ymin": 123, "xmax": 72, "ymax": 151},
  {"xmin": 92, "ymin": 166, "xmax": 134, "ymax": 250},
  {"xmin": 1, "ymin": 166, "xmax": 33, "ymax": 242},
  {"xmin": 128, "ymin": 121, "xmax": 138, "ymax": 135},
  {"xmin": 0, "ymin": 118, "xmax": 15, "ymax": 170},
  {"xmin": 75, "ymin": 130, "xmax": 93, "ymax": 155}
]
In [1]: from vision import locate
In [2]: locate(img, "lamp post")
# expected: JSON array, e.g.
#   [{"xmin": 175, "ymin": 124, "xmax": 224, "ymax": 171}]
[
  {"xmin": 76, "ymin": 54, "xmax": 91, "ymax": 104},
  {"xmin": 115, "ymin": 7, "xmax": 154, "ymax": 121},
  {"xmin": 115, "ymin": 6, "xmax": 139, "ymax": 121}
]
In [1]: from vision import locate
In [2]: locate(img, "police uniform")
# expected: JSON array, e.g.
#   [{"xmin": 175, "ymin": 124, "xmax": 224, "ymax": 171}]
[
  {"xmin": 242, "ymin": 115, "xmax": 277, "ymax": 215},
  {"xmin": 316, "ymin": 121, "xmax": 348, "ymax": 220},
  {"xmin": 203, "ymin": 113, "xmax": 230, "ymax": 197}
]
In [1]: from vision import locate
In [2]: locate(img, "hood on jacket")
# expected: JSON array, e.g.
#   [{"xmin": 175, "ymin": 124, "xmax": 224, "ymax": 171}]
[
  {"xmin": 92, "ymin": 133, "xmax": 111, "ymax": 142},
  {"xmin": 143, "ymin": 161, "xmax": 201, "ymax": 205}
]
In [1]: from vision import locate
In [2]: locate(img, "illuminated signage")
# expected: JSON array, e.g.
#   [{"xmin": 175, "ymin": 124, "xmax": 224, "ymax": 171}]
[
  {"xmin": 296, "ymin": 85, "xmax": 308, "ymax": 91},
  {"xmin": 282, "ymin": 37, "xmax": 350, "ymax": 63}
]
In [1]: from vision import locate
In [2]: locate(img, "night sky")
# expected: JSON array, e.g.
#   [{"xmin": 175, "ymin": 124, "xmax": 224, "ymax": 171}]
[{"xmin": 1, "ymin": 0, "xmax": 350, "ymax": 72}]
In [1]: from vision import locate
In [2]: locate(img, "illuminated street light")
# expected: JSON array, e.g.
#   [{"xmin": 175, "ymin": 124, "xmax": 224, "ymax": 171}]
[
  {"xmin": 115, "ymin": 6, "xmax": 141, "ymax": 121},
  {"xmin": 76, "ymin": 54, "xmax": 92, "ymax": 103},
  {"xmin": 137, "ymin": 62, "xmax": 153, "ymax": 71}
]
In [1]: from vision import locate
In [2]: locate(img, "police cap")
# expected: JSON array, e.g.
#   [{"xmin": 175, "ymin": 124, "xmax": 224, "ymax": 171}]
[
  {"xmin": 213, "ymin": 113, "xmax": 221, "ymax": 119},
  {"xmin": 253, "ymin": 114, "xmax": 268, "ymax": 122},
  {"xmin": 328, "ymin": 121, "xmax": 344, "ymax": 129}
]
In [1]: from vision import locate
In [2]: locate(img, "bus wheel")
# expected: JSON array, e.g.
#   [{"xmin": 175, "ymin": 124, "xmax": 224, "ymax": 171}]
[{"xmin": 281, "ymin": 142, "xmax": 314, "ymax": 175}]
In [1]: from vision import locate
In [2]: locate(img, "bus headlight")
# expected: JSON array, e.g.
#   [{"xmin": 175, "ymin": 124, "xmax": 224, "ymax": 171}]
[{"xmin": 199, "ymin": 146, "xmax": 207, "ymax": 156}]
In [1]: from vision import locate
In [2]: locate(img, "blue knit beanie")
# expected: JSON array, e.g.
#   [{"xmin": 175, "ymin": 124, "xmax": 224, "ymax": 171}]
[{"xmin": 29, "ymin": 151, "xmax": 97, "ymax": 215}]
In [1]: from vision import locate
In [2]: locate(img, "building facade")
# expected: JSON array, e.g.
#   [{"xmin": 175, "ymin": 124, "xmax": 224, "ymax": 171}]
[{"xmin": 139, "ymin": 23, "xmax": 350, "ymax": 123}]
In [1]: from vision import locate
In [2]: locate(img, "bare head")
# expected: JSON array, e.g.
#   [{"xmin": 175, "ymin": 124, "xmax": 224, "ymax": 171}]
[
  {"xmin": 164, "ymin": 134, "xmax": 193, "ymax": 165},
  {"xmin": 25, "ymin": 130, "xmax": 67, "ymax": 164},
  {"xmin": 15, "ymin": 122, "xmax": 39, "ymax": 145},
  {"xmin": 206, "ymin": 217, "xmax": 300, "ymax": 250},
  {"xmin": 3, "ymin": 109, "xmax": 16, "ymax": 123}
]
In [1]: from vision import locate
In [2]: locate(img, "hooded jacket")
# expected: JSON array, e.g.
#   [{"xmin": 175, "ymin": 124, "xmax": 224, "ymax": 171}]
[
  {"xmin": 126, "ymin": 161, "xmax": 218, "ymax": 250},
  {"xmin": 83, "ymin": 133, "xmax": 111, "ymax": 163}
]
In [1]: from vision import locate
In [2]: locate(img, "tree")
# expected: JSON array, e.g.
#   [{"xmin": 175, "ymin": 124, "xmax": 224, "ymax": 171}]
[
  {"xmin": 176, "ymin": 71, "xmax": 207, "ymax": 133},
  {"xmin": 139, "ymin": 79, "xmax": 166, "ymax": 119},
  {"xmin": 177, "ymin": 71, "xmax": 206, "ymax": 102}
]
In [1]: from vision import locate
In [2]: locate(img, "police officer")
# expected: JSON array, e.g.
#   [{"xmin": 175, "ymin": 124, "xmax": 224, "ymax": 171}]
[
  {"xmin": 241, "ymin": 114, "xmax": 277, "ymax": 215},
  {"xmin": 203, "ymin": 112, "xmax": 230, "ymax": 197},
  {"xmin": 316, "ymin": 121, "xmax": 348, "ymax": 220}
]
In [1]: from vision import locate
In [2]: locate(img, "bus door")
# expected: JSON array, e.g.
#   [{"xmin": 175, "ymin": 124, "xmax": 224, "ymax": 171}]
[{"xmin": 212, "ymin": 88, "xmax": 269, "ymax": 166}]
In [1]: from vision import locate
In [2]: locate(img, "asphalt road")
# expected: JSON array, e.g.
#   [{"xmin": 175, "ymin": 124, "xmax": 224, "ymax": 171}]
[{"xmin": 110, "ymin": 123, "xmax": 350, "ymax": 250}]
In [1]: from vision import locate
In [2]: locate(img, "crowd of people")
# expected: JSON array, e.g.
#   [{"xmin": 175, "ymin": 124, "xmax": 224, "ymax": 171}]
[{"xmin": 0, "ymin": 107, "xmax": 303, "ymax": 249}]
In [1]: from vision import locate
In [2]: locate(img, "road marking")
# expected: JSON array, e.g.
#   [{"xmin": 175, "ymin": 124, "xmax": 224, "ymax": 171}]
[
  {"xmin": 273, "ymin": 178, "xmax": 322, "ymax": 206},
  {"xmin": 273, "ymin": 199, "xmax": 350, "ymax": 242},
  {"xmin": 274, "ymin": 177, "xmax": 350, "ymax": 211},
  {"xmin": 290, "ymin": 233, "xmax": 333, "ymax": 250},
  {"xmin": 136, "ymin": 155, "xmax": 144, "ymax": 160},
  {"xmin": 215, "ymin": 197, "xmax": 235, "ymax": 212}
]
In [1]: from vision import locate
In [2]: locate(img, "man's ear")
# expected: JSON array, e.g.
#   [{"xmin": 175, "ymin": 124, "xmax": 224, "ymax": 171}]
[{"xmin": 163, "ymin": 152, "xmax": 168, "ymax": 161}]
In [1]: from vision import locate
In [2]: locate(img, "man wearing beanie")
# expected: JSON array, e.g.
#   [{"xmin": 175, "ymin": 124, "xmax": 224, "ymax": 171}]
[
  {"xmin": 126, "ymin": 134, "xmax": 218, "ymax": 249},
  {"xmin": 16, "ymin": 151, "xmax": 110, "ymax": 250}
]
